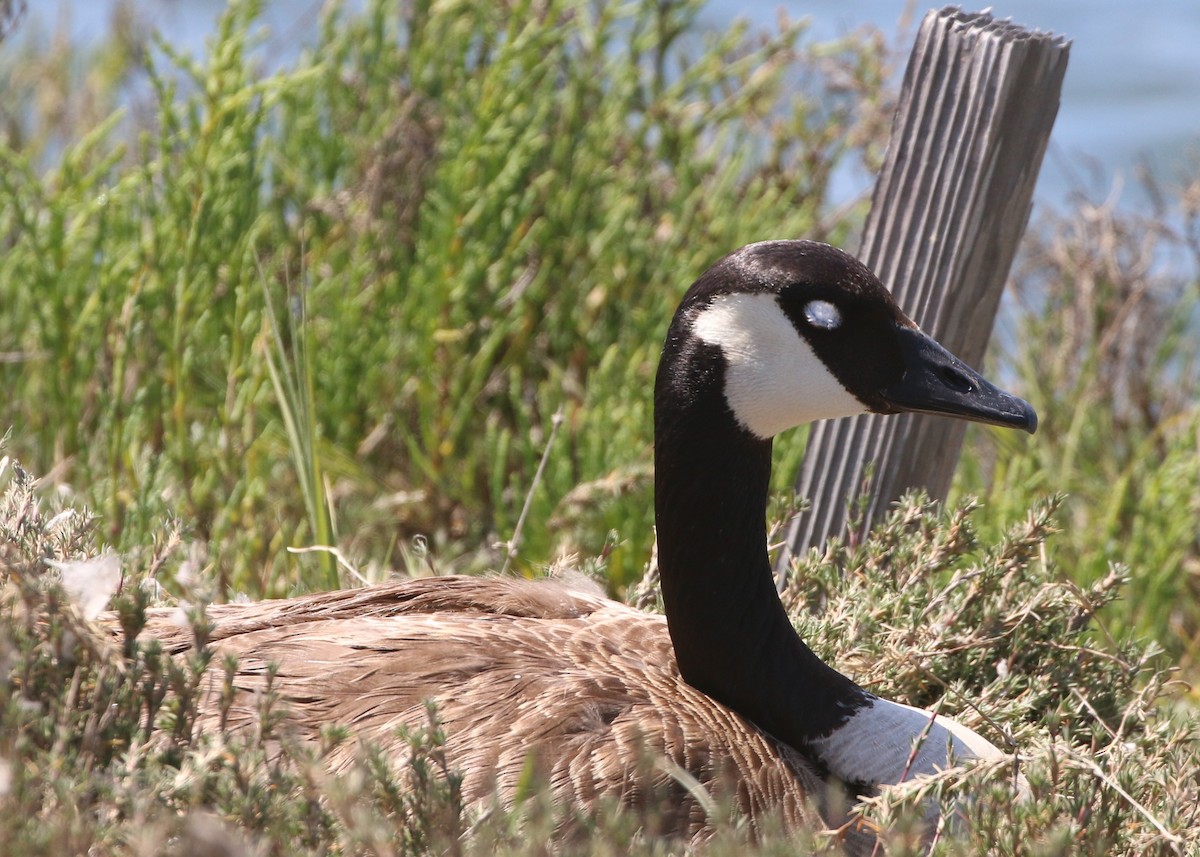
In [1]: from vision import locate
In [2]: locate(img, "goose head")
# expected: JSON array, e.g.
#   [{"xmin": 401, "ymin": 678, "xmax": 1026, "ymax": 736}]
[
  {"xmin": 652, "ymin": 239, "xmax": 1033, "ymax": 809},
  {"xmin": 658, "ymin": 239, "xmax": 1036, "ymax": 441}
]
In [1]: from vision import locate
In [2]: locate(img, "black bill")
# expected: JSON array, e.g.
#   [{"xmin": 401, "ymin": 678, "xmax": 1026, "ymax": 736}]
[{"xmin": 880, "ymin": 326, "xmax": 1038, "ymax": 434}]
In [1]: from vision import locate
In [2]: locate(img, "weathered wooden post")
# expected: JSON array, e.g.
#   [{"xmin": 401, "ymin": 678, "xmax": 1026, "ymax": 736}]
[{"xmin": 776, "ymin": 8, "xmax": 1069, "ymax": 574}]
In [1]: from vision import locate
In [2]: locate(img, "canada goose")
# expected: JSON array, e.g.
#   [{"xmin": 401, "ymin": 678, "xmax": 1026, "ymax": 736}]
[{"xmin": 136, "ymin": 240, "xmax": 1035, "ymax": 849}]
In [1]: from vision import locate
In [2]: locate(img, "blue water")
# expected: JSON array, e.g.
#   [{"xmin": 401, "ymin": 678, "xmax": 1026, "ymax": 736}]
[
  {"xmin": 23, "ymin": 0, "xmax": 1200, "ymax": 207},
  {"xmin": 701, "ymin": 1, "xmax": 1200, "ymax": 206}
]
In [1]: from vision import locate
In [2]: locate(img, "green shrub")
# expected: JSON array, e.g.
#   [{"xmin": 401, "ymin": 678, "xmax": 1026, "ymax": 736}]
[
  {"xmin": 958, "ymin": 180, "xmax": 1200, "ymax": 655},
  {"xmin": 0, "ymin": 0, "xmax": 886, "ymax": 595}
]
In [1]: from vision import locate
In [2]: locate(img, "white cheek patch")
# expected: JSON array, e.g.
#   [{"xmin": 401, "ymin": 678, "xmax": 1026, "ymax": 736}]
[
  {"xmin": 691, "ymin": 292, "xmax": 867, "ymax": 439},
  {"xmin": 807, "ymin": 697, "xmax": 1007, "ymax": 790}
]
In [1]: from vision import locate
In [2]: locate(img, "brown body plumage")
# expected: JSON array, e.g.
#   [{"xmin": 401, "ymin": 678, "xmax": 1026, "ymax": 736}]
[{"xmin": 143, "ymin": 575, "xmax": 839, "ymax": 841}]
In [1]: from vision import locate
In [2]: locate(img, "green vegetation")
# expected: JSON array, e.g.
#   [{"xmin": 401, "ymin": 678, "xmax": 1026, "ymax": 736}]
[
  {"xmin": 0, "ymin": 0, "xmax": 889, "ymax": 596},
  {"xmin": 960, "ymin": 190, "xmax": 1200, "ymax": 656},
  {"xmin": 1, "ymin": 0, "xmax": 1198, "ymax": 854}
]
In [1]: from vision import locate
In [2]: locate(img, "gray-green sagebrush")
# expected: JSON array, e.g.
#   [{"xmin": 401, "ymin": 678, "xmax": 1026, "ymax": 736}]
[{"xmin": 1, "ymin": 452, "xmax": 1194, "ymax": 855}]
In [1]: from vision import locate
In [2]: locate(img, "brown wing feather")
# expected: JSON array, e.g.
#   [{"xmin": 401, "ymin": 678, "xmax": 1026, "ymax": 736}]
[{"xmin": 136, "ymin": 576, "xmax": 864, "ymax": 848}]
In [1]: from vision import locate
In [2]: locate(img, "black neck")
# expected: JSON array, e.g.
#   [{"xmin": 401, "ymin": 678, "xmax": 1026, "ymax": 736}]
[{"xmin": 653, "ymin": 341, "xmax": 869, "ymax": 749}]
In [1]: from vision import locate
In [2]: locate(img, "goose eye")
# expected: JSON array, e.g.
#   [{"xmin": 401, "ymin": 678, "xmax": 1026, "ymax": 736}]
[{"xmin": 803, "ymin": 300, "xmax": 842, "ymax": 330}]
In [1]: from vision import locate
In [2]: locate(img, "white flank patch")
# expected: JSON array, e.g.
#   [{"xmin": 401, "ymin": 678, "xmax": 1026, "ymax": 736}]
[
  {"xmin": 808, "ymin": 697, "xmax": 1005, "ymax": 790},
  {"xmin": 47, "ymin": 553, "xmax": 123, "ymax": 620},
  {"xmin": 691, "ymin": 292, "xmax": 865, "ymax": 438}
]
